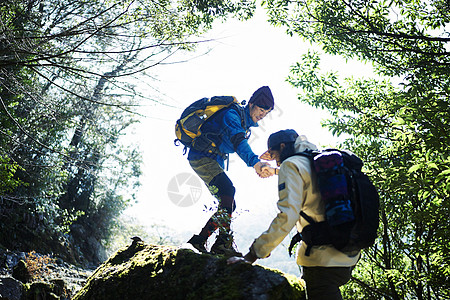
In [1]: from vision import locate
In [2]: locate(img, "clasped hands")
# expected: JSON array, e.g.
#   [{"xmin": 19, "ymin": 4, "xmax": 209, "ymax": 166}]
[{"xmin": 254, "ymin": 161, "xmax": 276, "ymax": 178}]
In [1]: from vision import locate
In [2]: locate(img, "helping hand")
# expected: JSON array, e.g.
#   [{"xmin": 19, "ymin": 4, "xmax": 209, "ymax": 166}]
[
  {"xmin": 254, "ymin": 162, "xmax": 273, "ymax": 178},
  {"xmin": 262, "ymin": 165, "xmax": 277, "ymax": 176}
]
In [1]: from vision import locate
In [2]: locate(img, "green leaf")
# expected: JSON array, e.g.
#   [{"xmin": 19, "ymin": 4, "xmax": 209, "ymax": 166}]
[
  {"xmin": 427, "ymin": 162, "xmax": 438, "ymax": 170},
  {"xmin": 408, "ymin": 164, "xmax": 422, "ymax": 173}
]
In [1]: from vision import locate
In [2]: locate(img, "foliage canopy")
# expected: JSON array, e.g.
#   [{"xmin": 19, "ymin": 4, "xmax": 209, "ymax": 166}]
[
  {"xmin": 262, "ymin": 0, "xmax": 449, "ymax": 299},
  {"xmin": 0, "ymin": 0, "xmax": 255, "ymax": 264}
]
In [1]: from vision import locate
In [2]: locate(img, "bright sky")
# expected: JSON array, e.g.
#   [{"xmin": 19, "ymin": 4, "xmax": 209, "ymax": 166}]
[{"xmin": 124, "ymin": 7, "xmax": 373, "ymax": 275}]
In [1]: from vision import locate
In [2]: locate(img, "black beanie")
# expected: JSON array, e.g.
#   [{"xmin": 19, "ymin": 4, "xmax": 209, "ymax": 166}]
[{"xmin": 248, "ymin": 86, "xmax": 274, "ymax": 109}]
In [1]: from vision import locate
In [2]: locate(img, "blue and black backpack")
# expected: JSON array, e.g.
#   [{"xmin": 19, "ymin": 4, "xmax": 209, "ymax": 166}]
[{"xmin": 288, "ymin": 149, "xmax": 380, "ymax": 256}]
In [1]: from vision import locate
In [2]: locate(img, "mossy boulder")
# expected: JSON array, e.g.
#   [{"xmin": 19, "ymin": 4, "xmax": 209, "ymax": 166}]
[
  {"xmin": 12, "ymin": 260, "xmax": 31, "ymax": 283},
  {"xmin": 73, "ymin": 242, "xmax": 306, "ymax": 300},
  {"xmin": 22, "ymin": 281, "xmax": 66, "ymax": 300}
]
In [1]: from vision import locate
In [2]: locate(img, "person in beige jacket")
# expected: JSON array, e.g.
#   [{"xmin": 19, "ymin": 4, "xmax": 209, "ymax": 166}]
[{"xmin": 228, "ymin": 129, "xmax": 360, "ymax": 300}]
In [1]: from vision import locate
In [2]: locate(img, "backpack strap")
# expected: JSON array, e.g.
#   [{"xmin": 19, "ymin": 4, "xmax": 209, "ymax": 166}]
[
  {"xmin": 193, "ymin": 133, "xmax": 226, "ymax": 158},
  {"xmin": 230, "ymin": 103, "xmax": 250, "ymax": 138},
  {"xmin": 299, "ymin": 211, "xmax": 316, "ymax": 256},
  {"xmin": 228, "ymin": 104, "xmax": 251, "ymax": 152},
  {"xmin": 233, "ymin": 103, "xmax": 247, "ymax": 128},
  {"xmin": 300, "ymin": 211, "xmax": 316, "ymax": 224},
  {"xmin": 293, "ymin": 211, "xmax": 333, "ymax": 257},
  {"xmin": 288, "ymin": 232, "xmax": 302, "ymax": 257},
  {"xmin": 197, "ymin": 103, "xmax": 248, "ymax": 157},
  {"xmin": 291, "ymin": 149, "xmax": 316, "ymax": 159},
  {"xmin": 221, "ymin": 104, "xmax": 243, "ymax": 171},
  {"xmin": 288, "ymin": 211, "xmax": 317, "ymax": 257}
]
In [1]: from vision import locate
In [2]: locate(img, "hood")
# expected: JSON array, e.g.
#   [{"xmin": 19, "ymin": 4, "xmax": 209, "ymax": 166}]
[{"xmin": 293, "ymin": 135, "xmax": 318, "ymax": 153}]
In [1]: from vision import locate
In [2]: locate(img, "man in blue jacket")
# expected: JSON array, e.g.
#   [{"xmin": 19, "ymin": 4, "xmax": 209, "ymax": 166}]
[{"xmin": 187, "ymin": 86, "xmax": 275, "ymax": 256}]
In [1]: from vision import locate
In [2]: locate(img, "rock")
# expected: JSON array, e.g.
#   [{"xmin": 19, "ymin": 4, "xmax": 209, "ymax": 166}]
[
  {"xmin": 73, "ymin": 243, "xmax": 306, "ymax": 300},
  {"xmin": 11, "ymin": 260, "xmax": 31, "ymax": 283},
  {"xmin": 0, "ymin": 250, "xmax": 92, "ymax": 300},
  {"xmin": 0, "ymin": 276, "xmax": 23, "ymax": 300},
  {"xmin": 70, "ymin": 224, "xmax": 107, "ymax": 265},
  {"xmin": 22, "ymin": 281, "xmax": 63, "ymax": 300}
]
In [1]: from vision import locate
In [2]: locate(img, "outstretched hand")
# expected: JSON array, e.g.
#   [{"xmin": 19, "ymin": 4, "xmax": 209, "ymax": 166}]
[
  {"xmin": 227, "ymin": 251, "xmax": 258, "ymax": 265},
  {"xmin": 227, "ymin": 256, "xmax": 252, "ymax": 265}
]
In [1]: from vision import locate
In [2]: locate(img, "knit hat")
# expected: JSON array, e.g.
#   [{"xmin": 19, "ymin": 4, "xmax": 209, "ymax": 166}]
[{"xmin": 248, "ymin": 86, "xmax": 274, "ymax": 109}]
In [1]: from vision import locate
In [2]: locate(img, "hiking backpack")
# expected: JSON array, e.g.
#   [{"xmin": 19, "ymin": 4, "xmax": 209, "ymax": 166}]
[
  {"xmin": 174, "ymin": 96, "xmax": 247, "ymax": 156},
  {"xmin": 288, "ymin": 149, "xmax": 380, "ymax": 256}
]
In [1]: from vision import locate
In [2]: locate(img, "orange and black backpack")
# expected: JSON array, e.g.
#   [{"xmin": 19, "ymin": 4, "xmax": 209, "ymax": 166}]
[{"xmin": 174, "ymin": 96, "xmax": 246, "ymax": 156}]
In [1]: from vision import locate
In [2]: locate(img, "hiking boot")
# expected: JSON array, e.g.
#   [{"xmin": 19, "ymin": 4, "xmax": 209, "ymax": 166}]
[
  {"xmin": 210, "ymin": 234, "xmax": 242, "ymax": 257},
  {"xmin": 187, "ymin": 234, "xmax": 207, "ymax": 253}
]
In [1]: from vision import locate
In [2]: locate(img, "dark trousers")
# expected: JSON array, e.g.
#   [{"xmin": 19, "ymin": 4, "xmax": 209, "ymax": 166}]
[
  {"xmin": 189, "ymin": 158, "xmax": 236, "ymax": 238},
  {"xmin": 302, "ymin": 266, "xmax": 353, "ymax": 300}
]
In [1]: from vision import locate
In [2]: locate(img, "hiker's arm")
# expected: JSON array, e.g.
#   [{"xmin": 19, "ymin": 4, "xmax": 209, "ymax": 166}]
[
  {"xmin": 250, "ymin": 161, "xmax": 306, "ymax": 259},
  {"xmin": 223, "ymin": 110, "xmax": 259, "ymax": 167},
  {"xmin": 236, "ymin": 140, "xmax": 264, "ymax": 168}
]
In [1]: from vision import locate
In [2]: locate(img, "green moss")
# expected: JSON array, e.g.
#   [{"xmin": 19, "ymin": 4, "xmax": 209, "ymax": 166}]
[
  {"xmin": 73, "ymin": 243, "xmax": 306, "ymax": 300},
  {"xmin": 285, "ymin": 273, "xmax": 306, "ymax": 293},
  {"xmin": 22, "ymin": 281, "xmax": 63, "ymax": 300}
]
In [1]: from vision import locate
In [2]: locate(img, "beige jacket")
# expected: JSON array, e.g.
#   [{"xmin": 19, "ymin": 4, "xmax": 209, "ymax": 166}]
[{"xmin": 251, "ymin": 136, "xmax": 360, "ymax": 267}]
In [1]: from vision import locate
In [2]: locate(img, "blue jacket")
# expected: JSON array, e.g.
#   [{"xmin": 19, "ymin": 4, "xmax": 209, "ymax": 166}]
[{"xmin": 188, "ymin": 105, "xmax": 260, "ymax": 169}]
